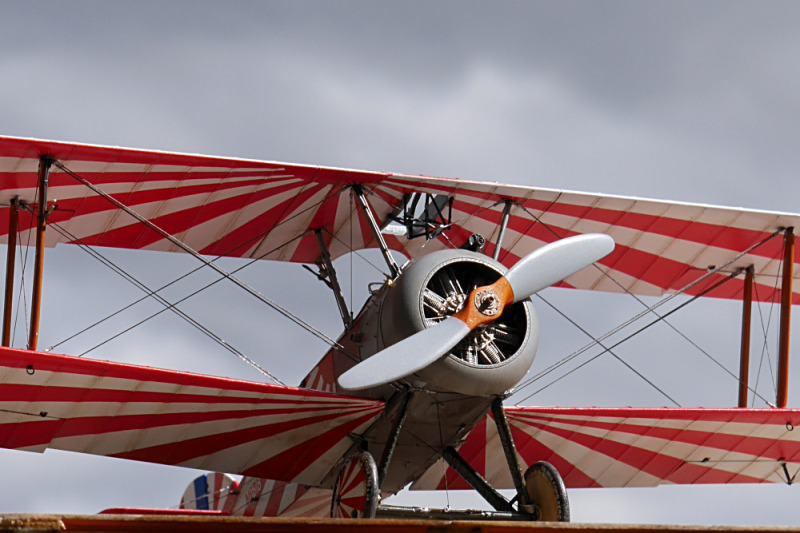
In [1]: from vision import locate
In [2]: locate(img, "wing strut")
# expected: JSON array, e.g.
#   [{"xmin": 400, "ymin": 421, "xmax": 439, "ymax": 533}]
[
  {"xmin": 738, "ymin": 265, "xmax": 754, "ymax": 407},
  {"xmin": 29, "ymin": 156, "xmax": 52, "ymax": 351},
  {"xmin": 2, "ymin": 198, "xmax": 18, "ymax": 347},
  {"xmin": 352, "ymin": 185, "xmax": 400, "ymax": 279},
  {"xmin": 312, "ymin": 229, "xmax": 351, "ymax": 328},
  {"xmin": 492, "ymin": 200, "xmax": 513, "ymax": 261},
  {"xmin": 777, "ymin": 228, "xmax": 794, "ymax": 408}
]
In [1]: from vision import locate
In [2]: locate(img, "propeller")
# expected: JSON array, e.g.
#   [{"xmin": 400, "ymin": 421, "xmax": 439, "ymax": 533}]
[{"xmin": 337, "ymin": 233, "xmax": 615, "ymax": 391}]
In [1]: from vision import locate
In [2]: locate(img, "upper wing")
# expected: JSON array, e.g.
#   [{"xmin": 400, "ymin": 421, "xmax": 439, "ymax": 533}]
[
  {"xmin": 1, "ymin": 136, "xmax": 798, "ymax": 302},
  {"xmin": 412, "ymin": 406, "xmax": 800, "ymax": 490},
  {"xmin": 0, "ymin": 347, "xmax": 383, "ymax": 486}
]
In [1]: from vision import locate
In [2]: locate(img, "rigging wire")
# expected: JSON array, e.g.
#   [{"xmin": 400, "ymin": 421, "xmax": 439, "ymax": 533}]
[
  {"xmin": 511, "ymin": 201, "xmax": 784, "ymax": 403},
  {"xmin": 46, "ymin": 187, "xmax": 356, "ymax": 353},
  {"xmin": 45, "ymin": 221, "xmax": 285, "ymax": 384},
  {"xmin": 13, "ymin": 202, "xmax": 37, "ymax": 347},
  {"xmin": 54, "ymin": 160, "xmax": 345, "ymax": 353},
  {"xmin": 44, "ymin": 227, "xmax": 303, "ymax": 354},
  {"xmin": 514, "ymin": 254, "xmax": 746, "ymax": 398},
  {"xmin": 513, "ymin": 270, "xmax": 742, "ymax": 405},
  {"xmin": 327, "ymin": 231, "xmax": 393, "ymax": 278},
  {"xmin": 533, "ymin": 293, "xmax": 681, "ymax": 407},
  {"xmin": 752, "ymin": 256, "xmax": 783, "ymax": 405}
]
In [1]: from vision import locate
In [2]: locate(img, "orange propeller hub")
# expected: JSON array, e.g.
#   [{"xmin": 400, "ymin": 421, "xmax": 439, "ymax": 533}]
[{"xmin": 452, "ymin": 276, "xmax": 515, "ymax": 330}]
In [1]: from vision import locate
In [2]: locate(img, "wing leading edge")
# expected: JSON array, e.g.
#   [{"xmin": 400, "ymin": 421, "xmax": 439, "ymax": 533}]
[
  {"xmin": 0, "ymin": 135, "xmax": 798, "ymax": 303},
  {"xmin": 0, "ymin": 347, "xmax": 383, "ymax": 487},
  {"xmin": 412, "ymin": 406, "xmax": 800, "ymax": 490}
]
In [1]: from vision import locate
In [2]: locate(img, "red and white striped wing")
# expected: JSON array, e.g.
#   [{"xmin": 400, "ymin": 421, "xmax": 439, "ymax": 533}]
[
  {"xmin": 0, "ymin": 347, "xmax": 383, "ymax": 486},
  {"xmin": 1, "ymin": 136, "xmax": 799, "ymax": 302},
  {"xmin": 412, "ymin": 407, "xmax": 800, "ymax": 490},
  {"xmin": 381, "ymin": 175, "xmax": 800, "ymax": 304},
  {"xmin": 0, "ymin": 136, "xmax": 397, "ymax": 264}
]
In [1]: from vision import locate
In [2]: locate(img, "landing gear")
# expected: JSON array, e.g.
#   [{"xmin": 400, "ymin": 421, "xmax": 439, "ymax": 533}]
[
  {"xmin": 524, "ymin": 461, "xmax": 570, "ymax": 522},
  {"xmin": 490, "ymin": 398, "xmax": 570, "ymax": 522},
  {"xmin": 330, "ymin": 450, "xmax": 379, "ymax": 518}
]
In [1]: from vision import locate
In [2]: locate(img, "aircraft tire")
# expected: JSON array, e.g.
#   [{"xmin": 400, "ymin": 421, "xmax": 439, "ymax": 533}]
[
  {"xmin": 330, "ymin": 450, "xmax": 379, "ymax": 519},
  {"xmin": 524, "ymin": 461, "xmax": 570, "ymax": 522}
]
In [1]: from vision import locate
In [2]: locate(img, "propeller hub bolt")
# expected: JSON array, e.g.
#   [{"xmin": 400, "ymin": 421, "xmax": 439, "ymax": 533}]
[{"xmin": 474, "ymin": 289, "xmax": 501, "ymax": 316}]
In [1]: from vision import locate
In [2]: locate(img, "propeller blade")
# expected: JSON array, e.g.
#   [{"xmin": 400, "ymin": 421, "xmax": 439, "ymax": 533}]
[
  {"xmin": 338, "ymin": 233, "xmax": 614, "ymax": 391},
  {"xmin": 337, "ymin": 317, "xmax": 470, "ymax": 390},
  {"xmin": 504, "ymin": 233, "xmax": 615, "ymax": 303}
]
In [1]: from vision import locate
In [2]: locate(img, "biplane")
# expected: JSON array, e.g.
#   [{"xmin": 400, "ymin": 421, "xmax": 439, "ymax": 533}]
[{"xmin": 0, "ymin": 135, "xmax": 799, "ymax": 522}]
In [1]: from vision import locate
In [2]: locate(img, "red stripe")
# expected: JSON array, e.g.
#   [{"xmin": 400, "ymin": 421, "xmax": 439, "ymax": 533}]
[
  {"xmin": 245, "ymin": 410, "xmax": 380, "ymax": 481},
  {"xmin": 512, "ymin": 416, "xmax": 764, "ymax": 485},
  {"xmin": 450, "ymin": 200, "xmax": 789, "ymax": 302},
  {"xmin": 507, "ymin": 406, "xmax": 800, "ymax": 425},
  {"xmin": 107, "ymin": 407, "xmax": 376, "ymax": 467},
  {"xmin": 288, "ymin": 188, "xmax": 345, "ymax": 263},
  {"xmin": 0, "ymin": 348, "xmax": 382, "ymax": 403},
  {"xmin": 506, "ymin": 422, "xmax": 600, "ymax": 489},
  {"xmin": 510, "ymin": 409, "xmax": 800, "ymax": 463},
  {"xmin": 73, "ymin": 179, "xmax": 303, "ymax": 250},
  {"xmin": 390, "ymin": 175, "xmax": 785, "ymax": 260},
  {"xmin": 0, "ymin": 383, "xmax": 374, "ymax": 411},
  {"xmin": 44, "ymin": 170, "xmax": 285, "ymax": 190},
  {"xmin": 0, "ymin": 418, "xmax": 64, "ymax": 449},
  {"xmin": 203, "ymin": 182, "xmax": 327, "ymax": 258},
  {"xmin": 263, "ymin": 480, "xmax": 287, "ymax": 517},
  {"xmin": 0, "ymin": 404, "xmax": 373, "ymax": 450}
]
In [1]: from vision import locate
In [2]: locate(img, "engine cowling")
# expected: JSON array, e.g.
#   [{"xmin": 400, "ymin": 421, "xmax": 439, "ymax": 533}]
[{"xmin": 364, "ymin": 249, "xmax": 539, "ymax": 396}]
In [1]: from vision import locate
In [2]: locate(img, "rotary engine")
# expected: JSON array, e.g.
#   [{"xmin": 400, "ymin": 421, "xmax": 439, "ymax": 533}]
[{"xmin": 358, "ymin": 249, "xmax": 539, "ymax": 397}]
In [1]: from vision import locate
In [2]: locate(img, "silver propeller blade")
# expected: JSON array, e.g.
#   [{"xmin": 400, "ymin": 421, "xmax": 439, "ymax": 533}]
[
  {"xmin": 337, "ymin": 233, "xmax": 615, "ymax": 391},
  {"xmin": 337, "ymin": 317, "xmax": 470, "ymax": 390},
  {"xmin": 504, "ymin": 233, "xmax": 615, "ymax": 303}
]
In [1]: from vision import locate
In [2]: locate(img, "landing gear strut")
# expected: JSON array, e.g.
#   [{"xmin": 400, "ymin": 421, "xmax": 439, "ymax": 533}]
[{"xmin": 491, "ymin": 398, "xmax": 570, "ymax": 522}]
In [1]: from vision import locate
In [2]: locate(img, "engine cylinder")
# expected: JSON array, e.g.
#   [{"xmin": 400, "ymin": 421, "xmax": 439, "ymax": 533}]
[{"xmin": 376, "ymin": 249, "xmax": 538, "ymax": 396}]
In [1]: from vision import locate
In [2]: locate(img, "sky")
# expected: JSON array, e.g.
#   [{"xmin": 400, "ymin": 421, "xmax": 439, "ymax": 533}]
[{"xmin": 1, "ymin": 0, "xmax": 800, "ymax": 525}]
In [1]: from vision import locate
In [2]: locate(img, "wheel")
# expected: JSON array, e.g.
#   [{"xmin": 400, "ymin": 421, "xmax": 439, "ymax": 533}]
[
  {"xmin": 524, "ymin": 461, "xmax": 570, "ymax": 522},
  {"xmin": 330, "ymin": 450, "xmax": 378, "ymax": 518}
]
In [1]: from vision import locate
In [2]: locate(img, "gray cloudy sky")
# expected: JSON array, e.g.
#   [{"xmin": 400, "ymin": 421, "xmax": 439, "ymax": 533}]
[{"xmin": 2, "ymin": 0, "xmax": 800, "ymax": 525}]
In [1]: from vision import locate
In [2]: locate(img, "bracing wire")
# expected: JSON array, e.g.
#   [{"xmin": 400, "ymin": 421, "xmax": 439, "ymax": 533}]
[
  {"xmin": 45, "ymin": 221, "xmax": 285, "ymax": 384},
  {"xmin": 511, "ymin": 200, "xmax": 784, "ymax": 403},
  {"xmin": 13, "ymin": 202, "xmax": 37, "ymax": 347},
  {"xmin": 513, "ymin": 270, "xmax": 742, "ymax": 405},
  {"xmin": 533, "ymin": 293, "xmax": 681, "ymax": 407},
  {"xmin": 47, "ymin": 188, "xmax": 356, "ymax": 354},
  {"xmin": 45, "ymin": 223, "xmax": 303, "ymax": 352},
  {"xmin": 54, "ymin": 160, "xmax": 345, "ymax": 353},
  {"xmin": 752, "ymin": 253, "xmax": 784, "ymax": 405}
]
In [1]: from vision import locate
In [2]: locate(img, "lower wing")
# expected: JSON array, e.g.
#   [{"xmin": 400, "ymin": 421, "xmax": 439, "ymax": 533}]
[
  {"xmin": 413, "ymin": 406, "xmax": 800, "ymax": 490},
  {"xmin": 0, "ymin": 347, "xmax": 383, "ymax": 487}
]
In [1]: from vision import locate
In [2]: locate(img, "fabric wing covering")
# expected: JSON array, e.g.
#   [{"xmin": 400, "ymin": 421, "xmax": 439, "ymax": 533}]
[
  {"xmin": 0, "ymin": 136, "xmax": 799, "ymax": 304},
  {"xmin": 412, "ymin": 407, "xmax": 800, "ymax": 490},
  {"xmin": 0, "ymin": 347, "xmax": 383, "ymax": 486}
]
